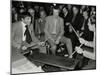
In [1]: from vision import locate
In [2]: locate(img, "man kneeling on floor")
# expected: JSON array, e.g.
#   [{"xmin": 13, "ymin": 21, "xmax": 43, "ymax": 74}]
[{"xmin": 11, "ymin": 12, "xmax": 44, "ymax": 74}]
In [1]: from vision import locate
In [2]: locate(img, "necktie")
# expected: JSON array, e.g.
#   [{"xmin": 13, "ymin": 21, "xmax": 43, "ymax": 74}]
[{"xmin": 24, "ymin": 25, "xmax": 32, "ymax": 44}]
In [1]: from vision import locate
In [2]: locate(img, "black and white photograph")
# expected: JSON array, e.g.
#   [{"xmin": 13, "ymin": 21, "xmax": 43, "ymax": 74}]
[{"xmin": 11, "ymin": 0, "xmax": 96, "ymax": 74}]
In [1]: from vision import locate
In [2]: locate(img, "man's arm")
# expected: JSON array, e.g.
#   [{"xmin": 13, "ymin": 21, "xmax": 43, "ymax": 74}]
[
  {"xmin": 79, "ymin": 38, "xmax": 95, "ymax": 48},
  {"xmin": 23, "ymin": 23, "xmax": 43, "ymax": 49},
  {"xmin": 76, "ymin": 34, "xmax": 95, "ymax": 60},
  {"xmin": 12, "ymin": 23, "xmax": 21, "ymax": 49},
  {"xmin": 60, "ymin": 18, "xmax": 64, "ymax": 37},
  {"xmin": 57, "ymin": 18, "xmax": 64, "ymax": 40},
  {"xmin": 55, "ymin": 18, "xmax": 64, "ymax": 44}
]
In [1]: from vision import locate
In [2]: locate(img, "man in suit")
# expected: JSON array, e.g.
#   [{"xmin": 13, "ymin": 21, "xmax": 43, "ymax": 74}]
[
  {"xmin": 71, "ymin": 6, "xmax": 84, "ymax": 32},
  {"xmin": 35, "ymin": 10, "xmax": 46, "ymax": 42},
  {"xmin": 45, "ymin": 6, "xmax": 73, "ymax": 58},
  {"xmin": 11, "ymin": 12, "xmax": 44, "ymax": 74},
  {"xmin": 62, "ymin": 6, "xmax": 73, "ymax": 38},
  {"xmin": 12, "ymin": 12, "xmax": 43, "ymax": 51}
]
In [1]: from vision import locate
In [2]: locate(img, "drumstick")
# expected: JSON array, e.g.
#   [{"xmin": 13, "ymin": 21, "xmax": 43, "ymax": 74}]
[
  {"xmin": 69, "ymin": 24, "xmax": 83, "ymax": 50},
  {"xmin": 69, "ymin": 24, "xmax": 80, "ymax": 39},
  {"xmin": 70, "ymin": 44, "xmax": 83, "ymax": 57},
  {"xmin": 70, "ymin": 50, "xmax": 77, "ymax": 56},
  {"xmin": 79, "ymin": 44, "xmax": 83, "ymax": 47},
  {"xmin": 68, "ymin": 24, "xmax": 83, "ymax": 57}
]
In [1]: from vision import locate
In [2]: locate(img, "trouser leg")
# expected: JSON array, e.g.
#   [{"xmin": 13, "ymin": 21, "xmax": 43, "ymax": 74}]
[
  {"xmin": 60, "ymin": 36, "xmax": 73, "ymax": 56},
  {"xmin": 47, "ymin": 39, "xmax": 57, "ymax": 55}
]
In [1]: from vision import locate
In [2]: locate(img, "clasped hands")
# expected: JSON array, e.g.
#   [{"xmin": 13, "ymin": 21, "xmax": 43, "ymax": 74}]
[{"xmin": 49, "ymin": 37, "xmax": 61, "ymax": 45}]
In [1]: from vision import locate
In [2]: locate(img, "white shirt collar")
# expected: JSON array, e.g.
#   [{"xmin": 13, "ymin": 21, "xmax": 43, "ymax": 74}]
[
  {"xmin": 21, "ymin": 21, "xmax": 26, "ymax": 41},
  {"xmin": 21, "ymin": 21, "xmax": 26, "ymax": 27}
]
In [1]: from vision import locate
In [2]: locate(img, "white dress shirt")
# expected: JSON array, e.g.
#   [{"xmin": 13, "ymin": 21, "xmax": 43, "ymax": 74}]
[{"xmin": 21, "ymin": 22, "xmax": 26, "ymax": 41}]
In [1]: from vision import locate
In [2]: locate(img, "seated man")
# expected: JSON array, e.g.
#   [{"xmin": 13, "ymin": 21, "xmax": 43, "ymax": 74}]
[
  {"xmin": 11, "ymin": 12, "xmax": 44, "ymax": 74},
  {"xmin": 75, "ymin": 17, "xmax": 96, "ymax": 69},
  {"xmin": 44, "ymin": 6, "xmax": 73, "ymax": 58}
]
